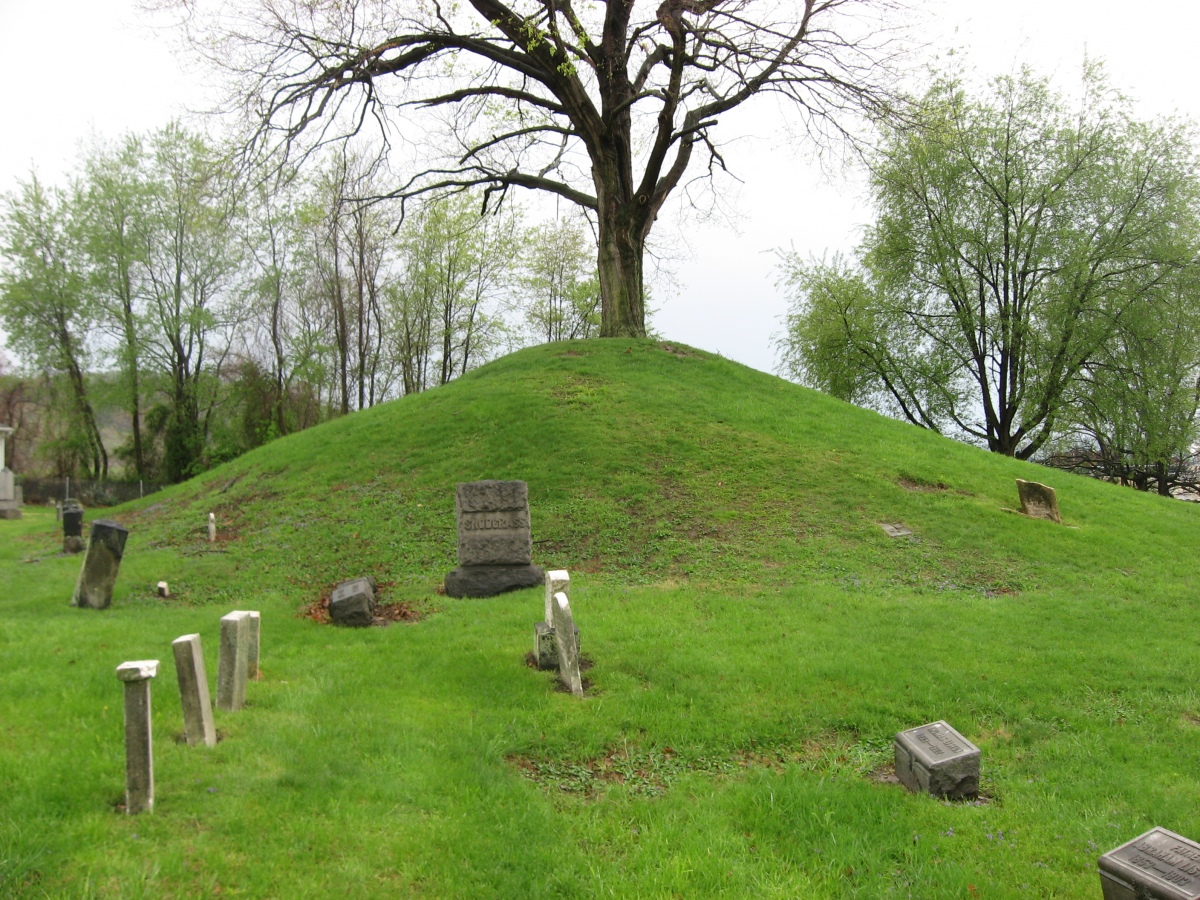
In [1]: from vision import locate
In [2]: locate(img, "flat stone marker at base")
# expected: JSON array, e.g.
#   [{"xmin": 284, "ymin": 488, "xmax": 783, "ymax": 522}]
[
  {"xmin": 1099, "ymin": 827, "xmax": 1200, "ymax": 900},
  {"xmin": 71, "ymin": 520, "xmax": 129, "ymax": 609},
  {"xmin": 1016, "ymin": 478, "xmax": 1062, "ymax": 523},
  {"xmin": 116, "ymin": 659, "xmax": 159, "ymax": 814},
  {"xmin": 216, "ymin": 611, "xmax": 251, "ymax": 711},
  {"xmin": 172, "ymin": 635, "xmax": 216, "ymax": 747},
  {"xmin": 553, "ymin": 592, "xmax": 584, "ymax": 697},
  {"xmin": 880, "ymin": 523, "xmax": 913, "ymax": 538},
  {"xmin": 444, "ymin": 480, "xmax": 544, "ymax": 598},
  {"xmin": 330, "ymin": 578, "xmax": 376, "ymax": 627},
  {"xmin": 894, "ymin": 720, "xmax": 979, "ymax": 800}
]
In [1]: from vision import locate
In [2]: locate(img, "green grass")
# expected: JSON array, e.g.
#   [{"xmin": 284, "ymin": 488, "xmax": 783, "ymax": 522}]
[{"xmin": 3, "ymin": 338, "xmax": 1200, "ymax": 897}]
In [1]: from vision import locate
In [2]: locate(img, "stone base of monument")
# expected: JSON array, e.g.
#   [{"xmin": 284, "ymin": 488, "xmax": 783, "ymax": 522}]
[
  {"xmin": 533, "ymin": 621, "xmax": 580, "ymax": 670},
  {"xmin": 894, "ymin": 720, "xmax": 980, "ymax": 800},
  {"xmin": 64, "ymin": 536, "xmax": 85, "ymax": 554},
  {"xmin": 1099, "ymin": 826, "xmax": 1200, "ymax": 900},
  {"xmin": 445, "ymin": 564, "xmax": 544, "ymax": 598},
  {"xmin": 0, "ymin": 500, "xmax": 20, "ymax": 520}
]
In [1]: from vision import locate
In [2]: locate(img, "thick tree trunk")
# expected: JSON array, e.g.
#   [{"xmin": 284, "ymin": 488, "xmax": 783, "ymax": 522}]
[{"xmin": 595, "ymin": 182, "xmax": 648, "ymax": 338}]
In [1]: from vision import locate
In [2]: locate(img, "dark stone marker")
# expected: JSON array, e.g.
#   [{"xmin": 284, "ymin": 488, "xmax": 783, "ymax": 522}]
[
  {"xmin": 894, "ymin": 720, "xmax": 979, "ymax": 799},
  {"xmin": 1099, "ymin": 827, "xmax": 1200, "ymax": 900},
  {"xmin": 330, "ymin": 577, "xmax": 376, "ymax": 627},
  {"xmin": 444, "ymin": 480, "xmax": 544, "ymax": 597},
  {"xmin": 1016, "ymin": 478, "xmax": 1062, "ymax": 523},
  {"xmin": 71, "ymin": 520, "xmax": 129, "ymax": 610},
  {"xmin": 62, "ymin": 501, "xmax": 85, "ymax": 554}
]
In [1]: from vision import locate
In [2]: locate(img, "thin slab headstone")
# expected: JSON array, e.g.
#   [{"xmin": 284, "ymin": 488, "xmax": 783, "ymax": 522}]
[
  {"xmin": 70, "ymin": 520, "xmax": 129, "ymax": 609},
  {"xmin": 208, "ymin": 512, "xmax": 216, "ymax": 543},
  {"xmin": 171, "ymin": 634, "xmax": 216, "ymax": 747},
  {"xmin": 116, "ymin": 659, "xmax": 158, "ymax": 814},
  {"xmin": 245, "ymin": 611, "xmax": 261, "ymax": 680},
  {"xmin": 1099, "ymin": 827, "xmax": 1200, "ymax": 900},
  {"xmin": 1016, "ymin": 478, "xmax": 1062, "ymax": 524},
  {"xmin": 444, "ymin": 480, "xmax": 544, "ymax": 597},
  {"xmin": 894, "ymin": 720, "xmax": 979, "ymax": 799},
  {"xmin": 216, "ymin": 611, "xmax": 251, "ymax": 711},
  {"xmin": 553, "ymin": 592, "xmax": 584, "ymax": 697},
  {"xmin": 544, "ymin": 569, "xmax": 569, "ymax": 624},
  {"xmin": 330, "ymin": 578, "xmax": 376, "ymax": 627},
  {"xmin": 534, "ymin": 570, "xmax": 571, "ymax": 670}
]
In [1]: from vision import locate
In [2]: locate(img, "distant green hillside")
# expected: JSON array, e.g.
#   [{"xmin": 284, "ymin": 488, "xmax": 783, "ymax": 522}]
[{"xmin": 124, "ymin": 337, "xmax": 1196, "ymax": 606}]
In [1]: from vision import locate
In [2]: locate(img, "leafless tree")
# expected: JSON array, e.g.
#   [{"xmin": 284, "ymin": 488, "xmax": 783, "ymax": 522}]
[{"xmin": 172, "ymin": 0, "xmax": 905, "ymax": 337}]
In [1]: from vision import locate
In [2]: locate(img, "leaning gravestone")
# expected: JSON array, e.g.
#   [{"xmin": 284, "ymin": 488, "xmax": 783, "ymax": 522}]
[
  {"xmin": 172, "ymin": 634, "xmax": 216, "ymax": 748},
  {"xmin": 1016, "ymin": 478, "xmax": 1062, "ymax": 524},
  {"xmin": 534, "ymin": 569, "xmax": 579, "ymax": 670},
  {"xmin": 894, "ymin": 720, "xmax": 980, "ymax": 800},
  {"xmin": 444, "ymin": 480, "xmax": 544, "ymax": 597},
  {"xmin": 1099, "ymin": 827, "xmax": 1200, "ymax": 900},
  {"xmin": 553, "ymin": 592, "xmax": 584, "ymax": 697},
  {"xmin": 71, "ymin": 520, "xmax": 129, "ymax": 609},
  {"xmin": 62, "ymin": 501, "xmax": 85, "ymax": 554},
  {"xmin": 330, "ymin": 577, "xmax": 376, "ymax": 627}
]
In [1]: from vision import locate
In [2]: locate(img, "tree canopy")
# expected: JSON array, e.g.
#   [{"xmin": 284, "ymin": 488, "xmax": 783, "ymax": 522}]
[{"xmin": 174, "ymin": 0, "xmax": 903, "ymax": 338}]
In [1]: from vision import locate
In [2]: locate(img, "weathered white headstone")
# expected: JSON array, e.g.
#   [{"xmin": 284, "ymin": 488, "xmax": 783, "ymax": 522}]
[
  {"xmin": 71, "ymin": 520, "xmax": 129, "ymax": 609},
  {"xmin": 1099, "ymin": 827, "xmax": 1200, "ymax": 900},
  {"xmin": 1016, "ymin": 478, "xmax": 1062, "ymax": 524},
  {"xmin": 245, "ymin": 611, "xmax": 261, "ymax": 680},
  {"xmin": 553, "ymin": 592, "xmax": 584, "ymax": 697},
  {"xmin": 216, "ymin": 611, "xmax": 251, "ymax": 711},
  {"xmin": 156, "ymin": 581, "xmax": 170, "ymax": 598},
  {"xmin": 894, "ymin": 720, "xmax": 979, "ymax": 799},
  {"xmin": 208, "ymin": 512, "xmax": 216, "ymax": 543},
  {"xmin": 444, "ymin": 480, "xmax": 545, "ymax": 597},
  {"xmin": 534, "ymin": 569, "xmax": 577, "ymax": 670},
  {"xmin": 172, "ymin": 635, "xmax": 216, "ymax": 747},
  {"xmin": 116, "ymin": 659, "xmax": 159, "ymax": 814}
]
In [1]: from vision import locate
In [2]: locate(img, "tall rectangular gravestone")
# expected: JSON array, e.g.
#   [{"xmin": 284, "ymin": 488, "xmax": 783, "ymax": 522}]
[
  {"xmin": 172, "ymin": 634, "xmax": 216, "ymax": 747},
  {"xmin": 444, "ymin": 480, "xmax": 544, "ymax": 597},
  {"xmin": 216, "ymin": 611, "xmax": 251, "ymax": 712},
  {"xmin": 116, "ymin": 659, "xmax": 158, "ymax": 814},
  {"xmin": 71, "ymin": 520, "xmax": 129, "ymax": 609},
  {"xmin": 1099, "ymin": 827, "xmax": 1200, "ymax": 900},
  {"xmin": 553, "ymin": 592, "xmax": 584, "ymax": 697}
]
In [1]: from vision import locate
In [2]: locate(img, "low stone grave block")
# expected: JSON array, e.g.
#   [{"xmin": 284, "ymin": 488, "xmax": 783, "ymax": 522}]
[
  {"xmin": 157, "ymin": 581, "xmax": 170, "ymax": 598},
  {"xmin": 553, "ymin": 592, "xmax": 584, "ymax": 697},
  {"xmin": 445, "ymin": 480, "xmax": 544, "ymax": 597},
  {"xmin": 116, "ymin": 659, "xmax": 159, "ymax": 814},
  {"xmin": 216, "ymin": 611, "xmax": 251, "ymax": 711},
  {"xmin": 172, "ymin": 634, "xmax": 216, "ymax": 747},
  {"xmin": 894, "ymin": 720, "xmax": 979, "ymax": 799},
  {"xmin": 1016, "ymin": 478, "xmax": 1062, "ymax": 523},
  {"xmin": 1099, "ymin": 827, "xmax": 1200, "ymax": 900},
  {"xmin": 71, "ymin": 520, "xmax": 129, "ymax": 609},
  {"xmin": 880, "ymin": 523, "xmax": 913, "ymax": 538},
  {"xmin": 330, "ymin": 578, "xmax": 376, "ymax": 627}
]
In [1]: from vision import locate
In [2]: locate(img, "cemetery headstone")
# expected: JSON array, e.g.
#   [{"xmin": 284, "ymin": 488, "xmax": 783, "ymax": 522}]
[
  {"xmin": 534, "ymin": 569, "xmax": 578, "ymax": 670},
  {"xmin": 116, "ymin": 659, "xmax": 159, "ymax": 814},
  {"xmin": 1016, "ymin": 478, "xmax": 1062, "ymax": 524},
  {"xmin": 216, "ymin": 611, "xmax": 251, "ymax": 711},
  {"xmin": 894, "ymin": 720, "xmax": 980, "ymax": 800},
  {"xmin": 62, "ymin": 501, "xmax": 85, "ymax": 554},
  {"xmin": 246, "ymin": 610, "xmax": 261, "ymax": 679},
  {"xmin": 330, "ymin": 577, "xmax": 376, "ymax": 627},
  {"xmin": 0, "ymin": 424, "xmax": 20, "ymax": 520},
  {"xmin": 157, "ymin": 581, "xmax": 170, "ymax": 598},
  {"xmin": 172, "ymin": 634, "xmax": 216, "ymax": 748},
  {"xmin": 553, "ymin": 592, "xmax": 584, "ymax": 697},
  {"xmin": 70, "ymin": 520, "xmax": 129, "ymax": 609},
  {"xmin": 444, "ymin": 480, "xmax": 544, "ymax": 597},
  {"xmin": 1099, "ymin": 826, "xmax": 1200, "ymax": 900},
  {"xmin": 208, "ymin": 512, "xmax": 216, "ymax": 543}
]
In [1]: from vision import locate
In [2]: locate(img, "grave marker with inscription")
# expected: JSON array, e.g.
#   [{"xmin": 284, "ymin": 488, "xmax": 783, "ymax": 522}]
[
  {"xmin": 70, "ymin": 520, "xmax": 129, "ymax": 609},
  {"xmin": 894, "ymin": 720, "xmax": 980, "ymax": 800},
  {"xmin": 1099, "ymin": 827, "xmax": 1200, "ymax": 900},
  {"xmin": 444, "ymin": 480, "xmax": 544, "ymax": 597},
  {"xmin": 1016, "ymin": 478, "xmax": 1062, "ymax": 524},
  {"xmin": 330, "ymin": 577, "xmax": 376, "ymax": 627}
]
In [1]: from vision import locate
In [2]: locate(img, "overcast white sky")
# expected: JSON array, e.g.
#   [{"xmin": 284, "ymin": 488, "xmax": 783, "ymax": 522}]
[{"xmin": 2, "ymin": 0, "xmax": 1199, "ymax": 374}]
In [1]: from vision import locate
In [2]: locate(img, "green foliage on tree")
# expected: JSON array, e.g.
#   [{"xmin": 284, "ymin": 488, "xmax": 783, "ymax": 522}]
[{"xmin": 778, "ymin": 65, "xmax": 1200, "ymax": 461}]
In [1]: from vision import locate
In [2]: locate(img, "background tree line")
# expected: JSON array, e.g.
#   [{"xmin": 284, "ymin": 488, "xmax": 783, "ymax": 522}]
[
  {"xmin": 777, "ymin": 65, "xmax": 1200, "ymax": 496},
  {"xmin": 0, "ymin": 124, "xmax": 601, "ymax": 483}
]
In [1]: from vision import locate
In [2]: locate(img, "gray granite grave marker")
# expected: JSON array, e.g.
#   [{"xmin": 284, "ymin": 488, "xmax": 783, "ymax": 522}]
[
  {"xmin": 62, "ymin": 501, "xmax": 85, "ymax": 553},
  {"xmin": 1099, "ymin": 827, "xmax": 1200, "ymax": 900},
  {"xmin": 216, "ymin": 611, "xmax": 251, "ymax": 711},
  {"xmin": 116, "ymin": 659, "xmax": 158, "ymax": 814},
  {"xmin": 330, "ymin": 577, "xmax": 376, "ymax": 627},
  {"xmin": 1016, "ymin": 478, "xmax": 1062, "ymax": 523},
  {"xmin": 444, "ymin": 480, "xmax": 544, "ymax": 597},
  {"xmin": 894, "ymin": 720, "xmax": 979, "ymax": 799},
  {"xmin": 71, "ymin": 520, "xmax": 129, "ymax": 609},
  {"xmin": 553, "ymin": 592, "xmax": 584, "ymax": 697},
  {"xmin": 172, "ymin": 634, "xmax": 216, "ymax": 747}
]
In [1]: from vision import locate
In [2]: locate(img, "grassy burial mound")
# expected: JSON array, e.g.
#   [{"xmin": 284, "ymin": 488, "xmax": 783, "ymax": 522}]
[{"xmin": 3, "ymin": 338, "xmax": 1200, "ymax": 897}]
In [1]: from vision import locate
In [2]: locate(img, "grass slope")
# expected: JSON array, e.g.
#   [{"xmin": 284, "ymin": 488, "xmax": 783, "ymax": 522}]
[{"xmin": 3, "ymin": 338, "xmax": 1200, "ymax": 898}]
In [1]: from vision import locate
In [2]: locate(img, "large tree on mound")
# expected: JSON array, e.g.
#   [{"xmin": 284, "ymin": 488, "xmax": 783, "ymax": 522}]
[{"xmin": 173, "ymin": 0, "xmax": 902, "ymax": 337}]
